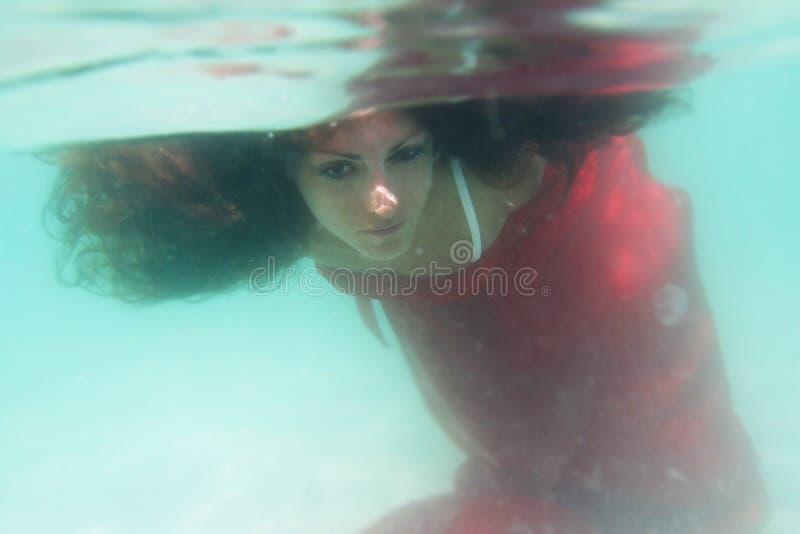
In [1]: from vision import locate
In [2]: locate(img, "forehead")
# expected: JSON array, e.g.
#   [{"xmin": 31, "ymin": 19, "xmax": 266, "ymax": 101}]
[{"xmin": 306, "ymin": 110, "xmax": 420, "ymax": 152}]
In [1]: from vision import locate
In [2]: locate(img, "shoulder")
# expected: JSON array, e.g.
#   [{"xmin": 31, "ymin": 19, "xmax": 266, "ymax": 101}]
[
  {"xmin": 582, "ymin": 135, "xmax": 695, "ymax": 300},
  {"xmin": 453, "ymin": 148, "xmax": 546, "ymax": 223}
]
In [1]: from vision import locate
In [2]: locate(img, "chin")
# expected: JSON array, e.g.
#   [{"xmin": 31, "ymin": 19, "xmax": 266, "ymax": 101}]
[
  {"xmin": 363, "ymin": 246, "xmax": 408, "ymax": 262},
  {"xmin": 357, "ymin": 239, "xmax": 411, "ymax": 262}
]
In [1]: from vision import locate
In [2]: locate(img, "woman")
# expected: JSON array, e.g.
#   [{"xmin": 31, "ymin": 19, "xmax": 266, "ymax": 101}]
[{"xmin": 45, "ymin": 93, "xmax": 768, "ymax": 532}]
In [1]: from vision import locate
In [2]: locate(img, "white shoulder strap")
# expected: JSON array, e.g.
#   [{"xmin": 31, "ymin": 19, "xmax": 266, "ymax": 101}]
[
  {"xmin": 450, "ymin": 158, "xmax": 482, "ymax": 262},
  {"xmin": 370, "ymin": 298, "xmax": 400, "ymax": 350}
]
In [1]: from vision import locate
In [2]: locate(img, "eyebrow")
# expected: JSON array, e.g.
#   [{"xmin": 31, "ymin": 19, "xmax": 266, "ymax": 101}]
[{"xmin": 309, "ymin": 130, "xmax": 425, "ymax": 160}]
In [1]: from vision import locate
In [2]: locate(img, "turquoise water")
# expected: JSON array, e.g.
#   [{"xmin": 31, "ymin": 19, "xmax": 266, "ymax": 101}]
[{"xmin": 1, "ymin": 2, "xmax": 798, "ymax": 533}]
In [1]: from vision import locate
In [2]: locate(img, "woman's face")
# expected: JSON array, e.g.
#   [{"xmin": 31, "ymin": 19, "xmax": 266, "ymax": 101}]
[{"xmin": 294, "ymin": 110, "xmax": 436, "ymax": 262}]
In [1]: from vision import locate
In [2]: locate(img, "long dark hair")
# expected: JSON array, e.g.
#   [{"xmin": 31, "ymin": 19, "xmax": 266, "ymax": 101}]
[
  {"xmin": 407, "ymin": 90, "xmax": 688, "ymax": 186},
  {"xmin": 42, "ymin": 90, "xmax": 690, "ymax": 303}
]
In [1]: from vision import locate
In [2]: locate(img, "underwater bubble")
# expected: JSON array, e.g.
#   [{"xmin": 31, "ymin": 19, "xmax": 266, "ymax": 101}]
[{"xmin": 652, "ymin": 283, "xmax": 689, "ymax": 327}]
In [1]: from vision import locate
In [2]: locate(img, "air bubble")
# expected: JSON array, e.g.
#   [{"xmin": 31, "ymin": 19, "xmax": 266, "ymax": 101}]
[
  {"xmin": 507, "ymin": 519, "xmax": 536, "ymax": 533},
  {"xmin": 652, "ymin": 284, "xmax": 689, "ymax": 327}
]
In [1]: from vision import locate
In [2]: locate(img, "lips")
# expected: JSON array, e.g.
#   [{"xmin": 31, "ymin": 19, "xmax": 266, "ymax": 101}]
[{"xmin": 361, "ymin": 218, "xmax": 406, "ymax": 235}]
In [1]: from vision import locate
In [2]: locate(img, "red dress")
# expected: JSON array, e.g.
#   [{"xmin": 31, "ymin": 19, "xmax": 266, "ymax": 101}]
[{"xmin": 315, "ymin": 135, "xmax": 768, "ymax": 533}]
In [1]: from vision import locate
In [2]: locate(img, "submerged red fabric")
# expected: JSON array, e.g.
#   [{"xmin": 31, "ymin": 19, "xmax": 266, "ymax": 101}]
[{"xmin": 315, "ymin": 135, "xmax": 767, "ymax": 532}]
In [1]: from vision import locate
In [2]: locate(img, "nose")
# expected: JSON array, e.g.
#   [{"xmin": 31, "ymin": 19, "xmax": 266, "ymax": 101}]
[{"xmin": 368, "ymin": 178, "xmax": 399, "ymax": 219}]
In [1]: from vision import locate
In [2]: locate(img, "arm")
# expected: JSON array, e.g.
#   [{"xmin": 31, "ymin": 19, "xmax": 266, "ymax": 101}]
[{"xmin": 562, "ymin": 135, "xmax": 768, "ymax": 532}]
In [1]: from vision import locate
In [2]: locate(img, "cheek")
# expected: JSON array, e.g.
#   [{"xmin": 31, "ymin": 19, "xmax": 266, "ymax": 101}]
[
  {"xmin": 296, "ymin": 172, "xmax": 344, "ymax": 217},
  {"xmin": 295, "ymin": 174, "xmax": 361, "ymax": 240},
  {"xmin": 402, "ymin": 168, "xmax": 434, "ymax": 211},
  {"xmin": 305, "ymin": 187, "xmax": 361, "ymax": 231}
]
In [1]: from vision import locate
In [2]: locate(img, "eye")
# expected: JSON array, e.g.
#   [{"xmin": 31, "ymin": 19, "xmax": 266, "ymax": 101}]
[
  {"xmin": 392, "ymin": 145, "xmax": 426, "ymax": 162},
  {"xmin": 319, "ymin": 162, "xmax": 353, "ymax": 181},
  {"xmin": 316, "ymin": 145, "xmax": 426, "ymax": 181}
]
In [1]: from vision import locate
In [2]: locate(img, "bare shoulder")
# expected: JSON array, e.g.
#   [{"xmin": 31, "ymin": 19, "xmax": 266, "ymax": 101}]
[
  {"xmin": 481, "ymin": 153, "xmax": 545, "ymax": 214},
  {"xmin": 456, "ymin": 151, "xmax": 546, "ymax": 235}
]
